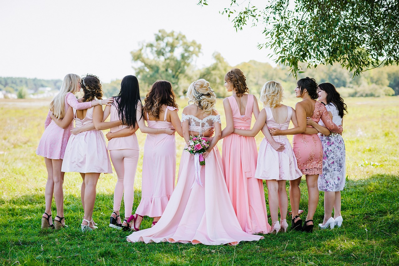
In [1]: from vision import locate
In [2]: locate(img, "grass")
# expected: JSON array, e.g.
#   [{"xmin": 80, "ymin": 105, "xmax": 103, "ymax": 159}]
[{"xmin": 0, "ymin": 97, "xmax": 398, "ymax": 265}]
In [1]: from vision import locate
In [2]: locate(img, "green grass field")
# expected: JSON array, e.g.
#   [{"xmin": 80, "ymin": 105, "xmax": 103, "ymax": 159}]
[{"xmin": 0, "ymin": 97, "xmax": 398, "ymax": 265}]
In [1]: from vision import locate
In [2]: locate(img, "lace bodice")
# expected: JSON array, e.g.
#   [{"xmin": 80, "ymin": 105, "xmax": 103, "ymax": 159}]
[{"xmin": 181, "ymin": 114, "xmax": 221, "ymax": 135}]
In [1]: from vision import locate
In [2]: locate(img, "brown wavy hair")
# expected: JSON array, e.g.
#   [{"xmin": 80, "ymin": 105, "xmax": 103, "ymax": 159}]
[
  {"xmin": 81, "ymin": 74, "xmax": 103, "ymax": 102},
  {"xmin": 144, "ymin": 80, "xmax": 178, "ymax": 119},
  {"xmin": 225, "ymin": 68, "xmax": 249, "ymax": 97}
]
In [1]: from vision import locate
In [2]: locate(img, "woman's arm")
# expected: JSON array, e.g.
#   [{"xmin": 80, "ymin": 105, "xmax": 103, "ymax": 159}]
[
  {"xmin": 136, "ymin": 102, "xmax": 174, "ymax": 135},
  {"xmin": 71, "ymin": 123, "xmax": 95, "ymax": 135},
  {"xmin": 50, "ymin": 107, "xmax": 74, "ymax": 129},
  {"xmin": 182, "ymin": 112, "xmax": 190, "ymax": 145},
  {"xmin": 234, "ymin": 109, "xmax": 266, "ymax": 137},
  {"xmin": 169, "ymin": 110, "xmax": 183, "ymax": 137},
  {"xmin": 320, "ymin": 105, "xmax": 343, "ymax": 134},
  {"xmin": 291, "ymin": 108, "xmax": 319, "ymax": 135},
  {"xmin": 92, "ymin": 105, "xmax": 105, "ymax": 130},
  {"xmin": 103, "ymin": 105, "xmax": 111, "ymax": 121},
  {"xmin": 221, "ymin": 99, "xmax": 234, "ymax": 139},
  {"xmin": 306, "ymin": 118, "xmax": 330, "ymax": 136},
  {"xmin": 252, "ymin": 95, "xmax": 260, "ymax": 119},
  {"xmin": 270, "ymin": 102, "xmax": 307, "ymax": 136},
  {"xmin": 203, "ymin": 119, "xmax": 222, "ymax": 158},
  {"xmin": 106, "ymin": 125, "xmax": 138, "ymax": 141},
  {"xmin": 66, "ymin": 93, "xmax": 113, "ymax": 110}
]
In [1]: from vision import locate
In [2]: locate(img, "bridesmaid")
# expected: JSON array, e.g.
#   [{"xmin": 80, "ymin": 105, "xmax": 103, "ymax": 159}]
[
  {"xmin": 36, "ymin": 73, "xmax": 111, "ymax": 229},
  {"xmin": 270, "ymin": 77, "xmax": 342, "ymax": 232},
  {"xmin": 126, "ymin": 79, "xmax": 262, "ymax": 245},
  {"xmin": 221, "ymin": 68, "xmax": 270, "ymax": 234},
  {"xmin": 306, "ymin": 83, "xmax": 347, "ymax": 229},
  {"xmin": 234, "ymin": 81, "xmax": 303, "ymax": 234},
  {"xmin": 60, "ymin": 74, "xmax": 113, "ymax": 232},
  {"xmin": 127, "ymin": 80, "xmax": 183, "ymax": 231}
]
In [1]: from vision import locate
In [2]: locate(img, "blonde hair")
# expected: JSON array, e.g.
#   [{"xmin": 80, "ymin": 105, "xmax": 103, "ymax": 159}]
[
  {"xmin": 260, "ymin": 81, "xmax": 284, "ymax": 108},
  {"xmin": 50, "ymin": 74, "xmax": 81, "ymax": 119},
  {"xmin": 187, "ymin": 79, "xmax": 216, "ymax": 114}
]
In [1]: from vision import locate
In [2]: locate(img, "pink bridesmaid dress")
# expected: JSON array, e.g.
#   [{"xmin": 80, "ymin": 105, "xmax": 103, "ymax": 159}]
[
  {"xmin": 135, "ymin": 107, "xmax": 177, "ymax": 218},
  {"xmin": 36, "ymin": 92, "xmax": 92, "ymax": 160},
  {"xmin": 293, "ymin": 102, "xmax": 343, "ymax": 175},
  {"xmin": 127, "ymin": 114, "xmax": 262, "ymax": 245},
  {"xmin": 222, "ymin": 94, "xmax": 270, "ymax": 234}
]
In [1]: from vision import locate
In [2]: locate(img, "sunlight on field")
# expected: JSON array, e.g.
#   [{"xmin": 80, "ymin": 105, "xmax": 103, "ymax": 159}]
[{"xmin": 0, "ymin": 97, "xmax": 398, "ymax": 201}]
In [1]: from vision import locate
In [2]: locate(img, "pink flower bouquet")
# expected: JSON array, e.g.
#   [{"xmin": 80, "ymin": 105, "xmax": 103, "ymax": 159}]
[{"xmin": 185, "ymin": 135, "xmax": 210, "ymax": 165}]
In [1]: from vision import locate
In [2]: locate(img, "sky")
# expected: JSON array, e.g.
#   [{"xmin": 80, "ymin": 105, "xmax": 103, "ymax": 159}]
[{"xmin": 0, "ymin": 0, "xmax": 274, "ymax": 82}]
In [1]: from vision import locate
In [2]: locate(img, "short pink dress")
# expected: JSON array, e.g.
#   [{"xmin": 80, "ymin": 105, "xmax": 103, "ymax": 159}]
[
  {"xmin": 135, "ymin": 107, "xmax": 177, "ymax": 218},
  {"xmin": 36, "ymin": 93, "xmax": 92, "ymax": 160},
  {"xmin": 255, "ymin": 106, "xmax": 302, "ymax": 180},
  {"xmin": 222, "ymin": 94, "xmax": 270, "ymax": 234},
  {"xmin": 61, "ymin": 107, "xmax": 112, "ymax": 174},
  {"xmin": 127, "ymin": 114, "xmax": 263, "ymax": 245},
  {"xmin": 293, "ymin": 102, "xmax": 343, "ymax": 175}
]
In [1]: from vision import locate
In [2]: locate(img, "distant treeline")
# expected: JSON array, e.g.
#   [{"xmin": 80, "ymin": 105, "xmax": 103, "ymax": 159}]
[{"xmin": 0, "ymin": 77, "xmax": 62, "ymax": 93}]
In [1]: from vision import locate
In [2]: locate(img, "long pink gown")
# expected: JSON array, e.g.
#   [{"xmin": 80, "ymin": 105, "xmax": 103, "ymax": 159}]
[
  {"xmin": 222, "ymin": 94, "xmax": 270, "ymax": 234},
  {"xmin": 36, "ymin": 93, "xmax": 92, "ymax": 160},
  {"xmin": 127, "ymin": 114, "xmax": 263, "ymax": 245},
  {"xmin": 293, "ymin": 102, "xmax": 343, "ymax": 175},
  {"xmin": 135, "ymin": 107, "xmax": 177, "ymax": 218}
]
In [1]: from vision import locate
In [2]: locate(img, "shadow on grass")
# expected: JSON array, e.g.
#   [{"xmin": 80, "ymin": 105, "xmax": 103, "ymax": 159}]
[{"xmin": 0, "ymin": 174, "xmax": 398, "ymax": 265}]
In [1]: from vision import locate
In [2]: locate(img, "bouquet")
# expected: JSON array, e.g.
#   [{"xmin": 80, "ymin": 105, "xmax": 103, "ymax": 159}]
[{"xmin": 185, "ymin": 136, "xmax": 210, "ymax": 165}]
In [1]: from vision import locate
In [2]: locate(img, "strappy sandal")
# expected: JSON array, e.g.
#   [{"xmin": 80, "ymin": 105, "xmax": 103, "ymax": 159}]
[
  {"xmin": 109, "ymin": 211, "xmax": 122, "ymax": 230},
  {"xmin": 41, "ymin": 212, "xmax": 54, "ymax": 229},
  {"xmin": 54, "ymin": 216, "xmax": 68, "ymax": 230},
  {"xmin": 126, "ymin": 214, "xmax": 141, "ymax": 231},
  {"xmin": 151, "ymin": 221, "xmax": 158, "ymax": 227},
  {"xmin": 291, "ymin": 215, "xmax": 303, "ymax": 231},
  {"xmin": 303, "ymin": 220, "xmax": 314, "ymax": 233},
  {"xmin": 81, "ymin": 219, "xmax": 93, "ymax": 232}
]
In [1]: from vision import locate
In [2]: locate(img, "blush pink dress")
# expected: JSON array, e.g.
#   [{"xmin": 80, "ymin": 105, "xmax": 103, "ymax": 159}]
[
  {"xmin": 293, "ymin": 102, "xmax": 343, "ymax": 175},
  {"xmin": 222, "ymin": 94, "xmax": 270, "ymax": 234},
  {"xmin": 255, "ymin": 106, "xmax": 302, "ymax": 180},
  {"xmin": 61, "ymin": 106, "xmax": 112, "ymax": 174},
  {"xmin": 135, "ymin": 107, "xmax": 177, "ymax": 218},
  {"xmin": 36, "ymin": 93, "xmax": 92, "ymax": 160},
  {"xmin": 127, "ymin": 114, "xmax": 263, "ymax": 245}
]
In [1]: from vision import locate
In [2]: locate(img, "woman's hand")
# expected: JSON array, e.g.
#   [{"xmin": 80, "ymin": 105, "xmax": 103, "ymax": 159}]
[
  {"xmin": 50, "ymin": 113, "xmax": 56, "ymax": 120},
  {"xmin": 203, "ymin": 128, "xmax": 214, "ymax": 137},
  {"xmin": 269, "ymin": 128, "xmax": 281, "ymax": 136},
  {"xmin": 271, "ymin": 142, "xmax": 285, "ymax": 152},
  {"xmin": 101, "ymin": 98, "xmax": 114, "ymax": 105},
  {"xmin": 306, "ymin": 117, "xmax": 316, "ymax": 126},
  {"xmin": 163, "ymin": 128, "xmax": 175, "ymax": 135},
  {"xmin": 71, "ymin": 127, "xmax": 82, "ymax": 135},
  {"xmin": 106, "ymin": 132, "xmax": 114, "ymax": 141},
  {"xmin": 203, "ymin": 151, "xmax": 210, "ymax": 158}
]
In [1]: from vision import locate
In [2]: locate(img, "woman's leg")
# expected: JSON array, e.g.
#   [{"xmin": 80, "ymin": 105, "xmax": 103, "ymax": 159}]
[
  {"xmin": 123, "ymin": 150, "xmax": 139, "ymax": 218},
  {"xmin": 80, "ymin": 173, "xmax": 85, "ymax": 208},
  {"xmin": 289, "ymin": 177, "xmax": 302, "ymax": 221},
  {"xmin": 278, "ymin": 180, "xmax": 288, "ymax": 222},
  {"xmin": 110, "ymin": 150, "xmax": 124, "ymax": 222},
  {"xmin": 305, "ymin": 174, "xmax": 319, "ymax": 225},
  {"xmin": 267, "ymin": 180, "xmax": 279, "ymax": 227},
  {"xmin": 83, "ymin": 173, "xmax": 100, "ymax": 223},
  {"xmin": 334, "ymin": 191, "xmax": 342, "ymax": 218},
  {"xmin": 323, "ymin": 191, "xmax": 335, "ymax": 224},
  {"xmin": 51, "ymin": 159, "xmax": 65, "ymax": 224},
  {"xmin": 43, "ymin": 158, "xmax": 54, "ymax": 224}
]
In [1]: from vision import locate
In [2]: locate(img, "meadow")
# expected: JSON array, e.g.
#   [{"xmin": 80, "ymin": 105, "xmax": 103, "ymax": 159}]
[{"xmin": 0, "ymin": 96, "xmax": 398, "ymax": 265}]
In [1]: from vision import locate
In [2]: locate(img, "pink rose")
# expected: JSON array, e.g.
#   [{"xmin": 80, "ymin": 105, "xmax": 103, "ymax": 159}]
[
  {"xmin": 194, "ymin": 143, "xmax": 202, "ymax": 151},
  {"xmin": 202, "ymin": 138, "xmax": 207, "ymax": 141},
  {"xmin": 193, "ymin": 137, "xmax": 197, "ymax": 141}
]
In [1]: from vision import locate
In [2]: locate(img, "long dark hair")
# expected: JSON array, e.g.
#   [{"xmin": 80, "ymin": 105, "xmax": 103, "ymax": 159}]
[
  {"xmin": 297, "ymin": 77, "xmax": 318, "ymax": 100},
  {"xmin": 113, "ymin": 75, "xmax": 142, "ymax": 127},
  {"xmin": 144, "ymin": 80, "xmax": 178, "ymax": 119},
  {"xmin": 318, "ymin": 83, "xmax": 348, "ymax": 118}
]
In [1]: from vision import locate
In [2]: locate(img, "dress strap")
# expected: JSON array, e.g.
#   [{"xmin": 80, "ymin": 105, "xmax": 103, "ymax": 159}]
[
  {"xmin": 264, "ymin": 107, "xmax": 273, "ymax": 122},
  {"xmin": 146, "ymin": 112, "xmax": 149, "ymax": 120},
  {"xmin": 164, "ymin": 108, "xmax": 168, "ymax": 121},
  {"xmin": 286, "ymin": 106, "xmax": 292, "ymax": 123},
  {"xmin": 227, "ymin": 96, "xmax": 237, "ymax": 114},
  {"xmin": 245, "ymin": 94, "xmax": 254, "ymax": 117}
]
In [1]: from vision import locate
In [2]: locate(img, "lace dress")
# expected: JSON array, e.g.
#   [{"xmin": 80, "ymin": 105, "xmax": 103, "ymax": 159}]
[
  {"xmin": 292, "ymin": 101, "xmax": 343, "ymax": 175},
  {"xmin": 318, "ymin": 103, "xmax": 346, "ymax": 192},
  {"xmin": 127, "ymin": 114, "xmax": 263, "ymax": 245}
]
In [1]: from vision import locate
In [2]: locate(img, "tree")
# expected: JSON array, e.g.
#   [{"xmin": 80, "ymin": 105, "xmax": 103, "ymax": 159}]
[
  {"xmin": 198, "ymin": 0, "xmax": 399, "ymax": 77},
  {"xmin": 17, "ymin": 87, "xmax": 28, "ymax": 99},
  {"xmin": 102, "ymin": 79, "xmax": 122, "ymax": 98},
  {"xmin": 131, "ymin": 29, "xmax": 202, "ymax": 95},
  {"xmin": 199, "ymin": 52, "xmax": 231, "ymax": 97}
]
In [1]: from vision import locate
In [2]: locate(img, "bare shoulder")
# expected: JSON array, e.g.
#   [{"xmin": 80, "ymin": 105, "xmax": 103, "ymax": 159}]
[
  {"xmin": 211, "ymin": 109, "xmax": 220, "ymax": 116},
  {"xmin": 183, "ymin": 104, "xmax": 197, "ymax": 115}
]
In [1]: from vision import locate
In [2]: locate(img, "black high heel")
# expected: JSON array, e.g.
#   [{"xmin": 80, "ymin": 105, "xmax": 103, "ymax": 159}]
[
  {"xmin": 41, "ymin": 212, "xmax": 54, "ymax": 229},
  {"xmin": 303, "ymin": 220, "xmax": 314, "ymax": 233},
  {"xmin": 291, "ymin": 215, "xmax": 302, "ymax": 231},
  {"xmin": 54, "ymin": 216, "xmax": 67, "ymax": 230},
  {"xmin": 109, "ymin": 211, "xmax": 122, "ymax": 230}
]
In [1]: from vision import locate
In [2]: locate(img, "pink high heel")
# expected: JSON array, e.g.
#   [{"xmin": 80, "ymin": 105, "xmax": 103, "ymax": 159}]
[
  {"xmin": 151, "ymin": 221, "xmax": 158, "ymax": 227},
  {"xmin": 126, "ymin": 214, "xmax": 142, "ymax": 231}
]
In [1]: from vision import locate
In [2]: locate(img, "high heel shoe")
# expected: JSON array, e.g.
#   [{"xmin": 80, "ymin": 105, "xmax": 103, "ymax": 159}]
[
  {"xmin": 271, "ymin": 221, "xmax": 281, "ymax": 235},
  {"xmin": 41, "ymin": 212, "xmax": 54, "ymax": 229},
  {"xmin": 291, "ymin": 215, "xmax": 302, "ymax": 231},
  {"xmin": 109, "ymin": 211, "xmax": 122, "ymax": 230},
  {"xmin": 125, "ymin": 214, "xmax": 142, "ymax": 231},
  {"xmin": 54, "ymin": 216, "xmax": 68, "ymax": 230},
  {"xmin": 319, "ymin": 217, "xmax": 335, "ymax": 230},
  {"xmin": 280, "ymin": 219, "xmax": 289, "ymax": 233},
  {"xmin": 334, "ymin": 216, "xmax": 343, "ymax": 227},
  {"xmin": 81, "ymin": 219, "xmax": 92, "ymax": 232},
  {"xmin": 302, "ymin": 220, "xmax": 314, "ymax": 233}
]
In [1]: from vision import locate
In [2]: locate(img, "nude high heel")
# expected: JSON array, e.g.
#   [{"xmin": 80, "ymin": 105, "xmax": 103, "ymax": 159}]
[
  {"xmin": 271, "ymin": 221, "xmax": 281, "ymax": 235},
  {"xmin": 280, "ymin": 219, "xmax": 289, "ymax": 233}
]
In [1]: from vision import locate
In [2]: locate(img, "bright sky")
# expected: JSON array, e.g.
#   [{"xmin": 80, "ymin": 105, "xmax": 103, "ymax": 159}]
[{"xmin": 0, "ymin": 0, "xmax": 273, "ymax": 82}]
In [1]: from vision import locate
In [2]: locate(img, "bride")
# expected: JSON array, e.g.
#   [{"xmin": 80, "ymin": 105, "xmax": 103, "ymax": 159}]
[{"xmin": 127, "ymin": 79, "xmax": 263, "ymax": 245}]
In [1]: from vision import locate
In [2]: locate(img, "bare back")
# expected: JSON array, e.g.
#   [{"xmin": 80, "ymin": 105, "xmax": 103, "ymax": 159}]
[
  {"xmin": 271, "ymin": 104, "xmax": 289, "ymax": 124},
  {"xmin": 145, "ymin": 105, "xmax": 173, "ymax": 123},
  {"xmin": 298, "ymin": 99, "xmax": 316, "ymax": 117},
  {"xmin": 232, "ymin": 94, "xmax": 249, "ymax": 116}
]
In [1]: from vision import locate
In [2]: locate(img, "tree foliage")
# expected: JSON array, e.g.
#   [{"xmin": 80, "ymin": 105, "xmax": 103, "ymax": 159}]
[
  {"xmin": 0, "ymin": 77, "xmax": 62, "ymax": 92},
  {"xmin": 198, "ymin": 0, "xmax": 399, "ymax": 77},
  {"xmin": 199, "ymin": 52, "xmax": 231, "ymax": 97},
  {"xmin": 131, "ymin": 29, "xmax": 201, "ymax": 95}
]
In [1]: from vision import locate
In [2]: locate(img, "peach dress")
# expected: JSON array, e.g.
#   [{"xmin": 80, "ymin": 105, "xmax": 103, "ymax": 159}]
[
  {"xmin": 135, "ymin": 107, "xmax": 177, "ymax": 218},
  {"xmin": 293, "ymin": 102, "xmax": 343, "ymax": 175},
  {"xmin": 222, "ymin": 94, "xmax": 270, "ymax": 234},
  {"xmin": 127, "ymin": 114, "xmax": 263, "ymax": 245}
]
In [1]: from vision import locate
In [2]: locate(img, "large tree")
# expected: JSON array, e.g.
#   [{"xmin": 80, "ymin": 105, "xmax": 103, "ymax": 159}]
[
  {"xmin": 198, "ymin": 0, "xmax": 399, "ymax": 76},
  {"xmin": 132, "ymin": 29, "xmax": 201, "ymax": 95}
]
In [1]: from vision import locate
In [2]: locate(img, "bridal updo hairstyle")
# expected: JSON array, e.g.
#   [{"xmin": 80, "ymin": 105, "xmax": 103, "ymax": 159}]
[
  {"xmin": 260, "ymin": 81, "xmax": 284, "ymax": 108},
  {"xmin": 187, "ymin": 79, "xmax": 216, "ymax": 114},
  {"xmin": 225, "ymin": 68, "xmax": 249, "ymax": 97},
  {"xmin": 81, "ymin": 74, "xmax": 103, "ymax": 102},
  {"xmin": 297, "ymin": 77, "xmax": 318, "ymax": 99},
  {"xmin": 144, "ymin": 80, "xmax": 178, "ymax": 119}
]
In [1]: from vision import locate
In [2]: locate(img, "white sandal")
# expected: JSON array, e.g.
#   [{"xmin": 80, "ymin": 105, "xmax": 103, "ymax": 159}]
[{"xmin": 81, "ymin": 219, "xmax": 93, "ymax": 232}]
